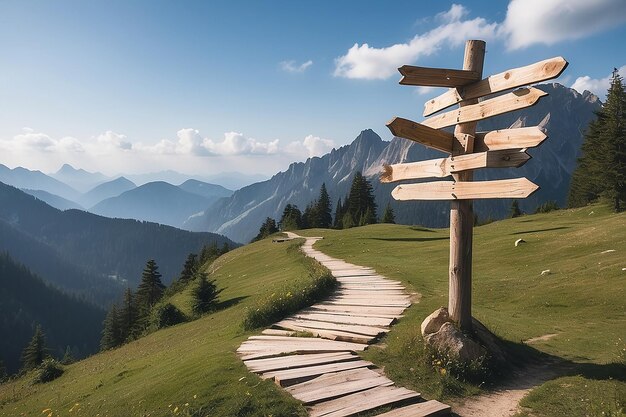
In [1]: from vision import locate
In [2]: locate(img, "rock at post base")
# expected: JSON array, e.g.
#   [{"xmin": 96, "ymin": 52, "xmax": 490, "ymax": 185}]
[
  {"xmin": 425, "ymin": 322, "xmax": 487, "ymax": 363},
  {"xmin": 421, "ymin": 307, "xmax": 450, "ymax": 336}
]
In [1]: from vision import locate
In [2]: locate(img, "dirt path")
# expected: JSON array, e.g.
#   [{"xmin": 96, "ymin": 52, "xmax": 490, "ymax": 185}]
[{"xmin": 451, "ymin": 361, "xmax": 560, "ymax": 416}]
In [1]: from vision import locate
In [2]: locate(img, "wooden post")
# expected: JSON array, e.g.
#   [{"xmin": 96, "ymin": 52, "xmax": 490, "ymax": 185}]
[{"xmin": 448, "ymin": 40, "xmax": 485, "ymax": 332}]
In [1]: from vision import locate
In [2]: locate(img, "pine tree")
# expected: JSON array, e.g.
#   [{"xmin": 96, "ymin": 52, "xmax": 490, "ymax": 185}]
[
  {"xmin": 381, "ymin": 203, "xmax": 396, "ymax": 223},
  {"xmin": 199, "ymin": 242, "xmax": 219, "ymax": 265},
  {"xmin": 333, "ymin": 199, "xmax": 343, "ymax": 228},
  {"xmin": 279, "ymin": 205, "xmax": 302, "ymax": 231},
  {"xmin": 345, "ymin": 171, "xmax": 377, "ymax": 228},
  {"xmin": 221, "ymin": 242, "xmax": 230, "ymax": 255},
  {"xmin": 100, "ymin": 305, "xmax": 122, "ymax": 350},
  {"xmin": 179, "ymin": 253, "xmax": 198, "ymax": 283},
  {"xmin": 135, "ymin": 260, "xmax": 165, "ymax": 316},
  {"xmin": 569, "ymin": 68, "xmax": 626, "ymax": 211},
  {"xmin": 253, "ymin": 217, "xmax": 279, "ymax": 241},
  {"xmin": 510, "ymin": 200, "xmax": 522, "ymax": 218},
  {"xmin": 192, "ymin": 272, "xmax": 222, "ymax": 314},
  {"xmin": 61, "ymin": 346, "xmax": 75, "ymax": 365},
  {"xmin": 118, "ymin": 288, "xmax": 138, "ymax": 342},
  {"xmin": 21, "ymin": 325, "xmax": 48, "ymax": 371},
  {"xmin": 315, "ymin": 183, "xmax": 333, "ymax": 228},
  {"xmin": 302, "ymin": 202, "xmax": 317, "ymax": 229}
]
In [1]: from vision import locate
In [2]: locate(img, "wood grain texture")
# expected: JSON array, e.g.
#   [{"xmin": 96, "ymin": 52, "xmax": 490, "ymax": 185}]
[
  {"xmin": 474, "ymin": 126, "xmax": 547, "ymax": 152},
  {"xmin": 244, "ymin": 352, "xmax": 358, "ymax": 373},
  {"xmin": 386, "ymin": 117, "xmax": 454, "ymax": 153},
  {"xmin": 392, "ymin": 178, "xmax": 540, "ymax": 201},
  {"xmin": 398, "ymin": 65, "xmax": 480, "ymax": 87},
  {"xmin": 424, "ymin": 56, "xmax": 568, "ymax": 116},
  {"xmin": 381, "ymin": 149, "xmax": 530, "ymax": 182},
  {"xmin": 421, "ymin": 87, "xmax": 547, "ymax": 130},
  {"xmin": 375, "ymin": 400, "xmax": 452, "ymax": 417}
]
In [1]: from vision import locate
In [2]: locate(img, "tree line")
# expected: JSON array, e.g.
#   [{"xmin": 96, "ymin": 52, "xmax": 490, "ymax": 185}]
[{"xmin": 254, "ymin": 171, "xmax": 395, "ymax": 241}]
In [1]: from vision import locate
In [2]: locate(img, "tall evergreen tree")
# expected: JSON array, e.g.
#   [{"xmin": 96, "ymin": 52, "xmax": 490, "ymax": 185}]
[
  {"xmin": 191, "ymin": 272, "xmax": 221, "ymax": 315},
  {"xmin": 199, "ymin": 242, "xmax": 219, "ymax": 265},
  {"xmin": 381, "ymin": 203, "xmax": 396, "ymax": 223},
  {"xmin": 253, "ymin": 217, "xmax": 279, "ymax": 242},
  {"xmin": 21, "ymin": 325, "xmax": 48, "ymax": 371},
  {"xmin": 179, "ymin": 253, "xmax": 198, "ymax": 283},
  {"xmin": 333, "ymin": 199, "xmax": 343, "ymax": 228},
  {"xmin": 279, "ymin": 204, "xmax": 302, "ymax": 231},
  {"xmin": 302, "ymin": 202, "xmax": 316, "ymax": 229},
  {"xmin": 100, "ymin": 305, "xmax": 122, "ymax": 350},
  {"xmin": 315, "ymin": 183, "xmax": 333, "ymax": 228},
  {"xmin": 344, "ymin": 171, "xmax": 377, "ymax": 228},
  {"xmin": 569, "ymin": 68, "xmax": 626, "ymax": 211},
  {"xmin": 118, "ymin": 288, "xmax": 138, "ymax": 342},
  {"xmin": 136, "ymin": 260, "xmax": 165, "ymax": 314}
]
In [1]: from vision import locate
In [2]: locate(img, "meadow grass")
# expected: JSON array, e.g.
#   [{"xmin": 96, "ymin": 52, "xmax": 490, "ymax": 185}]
[{"xmin": 299, "ymin": 204, "xmax": 625, "ymax": 413}]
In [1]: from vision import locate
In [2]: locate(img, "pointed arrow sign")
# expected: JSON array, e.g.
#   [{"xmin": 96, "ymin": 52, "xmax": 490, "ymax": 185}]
[
  {"xmin": 421, "ymin": 87, "xmax": 547, "ymax": 130},
  {"xmin": 423, "ymin": 56, "xmax": 568, "ymax": 116},
  {"xmin": 381, "ymin": 149, "xmax": 531, "ymax": 182},
  {"xmin": 474, "ymin": 126, "xmax": 547, "ymax": 152},
  {"xmin": 391, "ymin": 178, "xmax": 539, "ymax": 201},
  {"xmin": 398, "ymin": 66, "xmax": 480, "ymax": 88},
  {"xmin": 386, "ymin": 117, "xmax": 454, "ymax": 154}
]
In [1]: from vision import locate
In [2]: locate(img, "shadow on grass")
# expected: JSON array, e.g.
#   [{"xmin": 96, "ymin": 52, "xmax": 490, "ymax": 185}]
[
  {"xmin": 511, "ymin": 226, "xmax": 569, "ymax": 235},
  {"xmin": 409, "ymin": 226, "xmax": 438, "ymax": 233},
  {"xmin": 215, "ymin": 296, "xmax": 248, "ymax": 311}
]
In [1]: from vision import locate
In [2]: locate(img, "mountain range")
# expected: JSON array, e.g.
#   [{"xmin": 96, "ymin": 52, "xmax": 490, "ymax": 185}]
[{"xmin": 185, "ymin": 83, "xmax": 601, "ymax": 243}]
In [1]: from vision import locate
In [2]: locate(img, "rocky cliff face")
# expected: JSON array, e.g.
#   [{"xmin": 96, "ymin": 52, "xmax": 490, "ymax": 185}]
[{"xmin": 187, "ymin": 83, "xmax": 601, "ymax": 243}]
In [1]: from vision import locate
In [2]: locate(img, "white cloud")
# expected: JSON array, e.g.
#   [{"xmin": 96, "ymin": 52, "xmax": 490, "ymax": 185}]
[
  {"xmin": 571, "ymin": 65, "xmax": 626, "ymax": 100},
  {"xmin": 203, "ymin": 131, "xmax": 280, "ymax": 155},
  {"xmin": 333, "ymin": 4, "xmax": 498, "ymax": 80},
  {"xmin": 501, "ymin": 0, "xmax": 626, "ymax": 50},
  {"xmin": 280, "ymin": 60, "xmax": 313, "ymax": 73},
  {"xmin": 285, "ymin": 134, "xmax": 335, "ymax": 157},
  {"xmin": 334, "ymin": 1, "xmax": 626, "ymax": 79}
]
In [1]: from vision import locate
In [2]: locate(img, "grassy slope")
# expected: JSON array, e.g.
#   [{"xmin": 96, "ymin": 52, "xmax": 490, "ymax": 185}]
[
  {"xmin": 0, "ymin": 239, "xmax": 309, "ymax": 417},
  {"xmin": 300, "ymin": 204, "xmax": 625, "ymax": 412}
]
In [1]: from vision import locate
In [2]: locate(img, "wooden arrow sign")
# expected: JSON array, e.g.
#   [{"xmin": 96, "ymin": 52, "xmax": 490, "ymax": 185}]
[
  {"xmin": 381, "ymin": 149, "xmax": 531, "ymax": 182},
  {"xmin": 399, "ymin": 66, "xmax": 480, "ymax": 88},
  {"xmin": 421, "ymin": 87, "xmax": 547, "ymax": 130},
  {"xmin": 386, "ymin": 117, "xmax": 454, "ymax": 154},
  {"xmin": 474, "ymin": 126, "xmax": 547, "ymax": 152},
  {"xmin": 391, "ymin": 178, "xmax": 539, "ymax": 201},
  {"xmin": 423, "ymin": 56, "xmax": 568, "ymax": 116}
]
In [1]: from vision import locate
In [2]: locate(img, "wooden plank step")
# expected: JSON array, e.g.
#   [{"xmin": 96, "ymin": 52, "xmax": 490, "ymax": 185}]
[
  {"xmin": 264, "ymin": 360, "xmax": 374, "ymax": 387},
  {"xmin": 292, "ymin": 312, "xmax": 395, "ymax": 327},
  {"xmin": 244, "ymin": 352, "xmax": 358, "ymax": 373},
  {"xmin": 375, "ymin": 400, "xmax": 451, "ymax": 416},
  {"xmin": 308, "ymin": 385, "xmax": 421, "ymax": 417},
  {"xmin": 336, "ymin": 290, "xmax": 407, "ymax": 296},
  {"xmin": 306, "ymin": 307, "xmax": 402, "ymax": 320},
  {"xmin": 291, "ymin": 375, "xmax": 393, "ymax": 405},
  {"xmin": 277, "ymin": 318, "xmax": 388, "ymax": 337},
  {"xmin": 237, "ymin": 336, "xmax": 367, "ymax": 353},
  {"xmin": 325, "ymin": 300, "xmax": 411, "ymax": 308},
  {"xmin": 286, "ymin": 368, "xmax": 381, "ymax": 397},
  {"xmin": 272, "ymin": 322, "xmax": 375, "ymax": 344},
  {"xmin": 261, "ymin": 328, "xmax": 294, "ymax": 336},
  {"xmin": 312, "ymin": 304, "xmax": 406, "ymax": 317}
]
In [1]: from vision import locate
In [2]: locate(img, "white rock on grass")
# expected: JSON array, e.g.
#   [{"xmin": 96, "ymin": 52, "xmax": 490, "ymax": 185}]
[
  {"xmin": 601, "ymin": 249, "xmax": 616, "ymax": 254},
  {"xmin": 541, "ymin": 269, "xmax": 551, "ymax": 275},
  {"xmin": 421, "ymin": 307, "xmax": 450, "ymax": 336},
  {"xmin": 515, "ymin": 238, "xmax": 526, "ymax": 247}
]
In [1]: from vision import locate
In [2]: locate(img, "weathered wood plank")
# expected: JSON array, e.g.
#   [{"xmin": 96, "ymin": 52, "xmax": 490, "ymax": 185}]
[
  {"xmin": 286, "ymin": 368, "xmax": 382, "ymax": 396},
  {"xmin": 276, "ymin": 318, "xmax": 388, "ymax": 337},
  {"xmin": 424, "ymin": 56, "xmax": 568, "ymax": 116},
  {"xmin": 375, "ymin": 400, "xmax": 452, "ymax": 417},
  {"xmin": 308, "ymin": 385, "xmax": 421, "ymax": 417},
  {"xmin": 265, "ymin": 359, "xmax": 373, "ymax": 387},
  {"xmin": 291, "ymin": 312, "xmax": 395, "ymax": 327},
  {"xmin": 422, "ymin": 87, "xmax": 547, "ymax": 130},
  {"xmin": 474, "ymin": 126, "xmax": 547, "ymax": 152},
  {"xmin": 387, "ymin": 117, "xmax": 454, "ymax": 153},
  {"xmin": 293, "ymin": 375, "xmax": 393, "ymax": 405},
  {"xmin": 272, "ymin": 322, "xmax": 374, "ymax": 344},
  {"xmin": 244, "ymin": 352, "xmax": 358, "ymax": 373},
  {"xmin": 392, "ymin": 178, "xmax": 539, "ymax": 201},
  {"xmin": 398, "ymin": 65, "xmax": 480, "ymax": 87},
  {"xmin": 381, "ymin": 149, "xmax": 530, "ymax": 182}
]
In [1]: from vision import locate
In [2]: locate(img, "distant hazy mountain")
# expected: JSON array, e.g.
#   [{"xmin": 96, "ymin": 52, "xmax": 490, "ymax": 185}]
[
  {"xmin": 91, "ymin": 181, "xmax": 214, "ymax": 228},
  {"xmin": 0, "ymin": 164, "xmax": 80, "ymax": 201},
  {"xmin": 52, "ymin": 164, "xmax": 110, "ymax": 193},
  {"xmin": 126, "ymin": 170, "xmax": 268, "ymax": 190},
  {"xmin": 187, "ymin": 84, "xmax": 601, "ymax": 243},
  {"xmin": 80, "ymin": 176, "xmax": 136, "ymax": 208},
  {"xmin": 22, "ymin": 189, "xmax": 84, "ymax": 211},
  {"xmin": 0, "ymin": 182, "xmax": 237, "ymax": 305},
  {"xmin": 178, "ymin": 179, "xmax": 233, "ymax": 199},
  {"xmin": 0, "ymin": 252, "xmax": 104, "ymax": 374}
]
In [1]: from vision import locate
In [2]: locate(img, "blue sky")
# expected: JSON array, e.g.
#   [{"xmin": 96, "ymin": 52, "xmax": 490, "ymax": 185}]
[{"xmin": 1, "ymin": 0, "xmax": 625, "ymax": 177}]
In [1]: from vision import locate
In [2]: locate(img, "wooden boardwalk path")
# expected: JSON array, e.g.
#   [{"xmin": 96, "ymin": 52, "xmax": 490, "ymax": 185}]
[{"xmin": 237, "ymin": 233, "xmax": 451, "ymax": 417}]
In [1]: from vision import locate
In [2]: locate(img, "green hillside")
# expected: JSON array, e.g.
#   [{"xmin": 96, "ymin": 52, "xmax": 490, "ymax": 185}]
[{"xmin": 1, "ymin": 204, "xmax": 624, "ymax": 416}]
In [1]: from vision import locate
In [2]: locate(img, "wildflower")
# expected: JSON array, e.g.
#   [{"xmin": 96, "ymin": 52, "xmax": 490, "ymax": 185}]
[
  {"xmin": 440, "ymin": 368, "xmax": 447, "ymax": 376},
  {"xmin": 193, "ymin": 395, "xmax": 197, "ymax": 399}
]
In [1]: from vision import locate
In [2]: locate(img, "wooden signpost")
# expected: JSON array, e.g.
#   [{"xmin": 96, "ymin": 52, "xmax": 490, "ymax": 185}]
[{"xmin": 383, "ymin": 40, "xmax": 567, "ymax": 332}]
